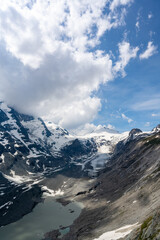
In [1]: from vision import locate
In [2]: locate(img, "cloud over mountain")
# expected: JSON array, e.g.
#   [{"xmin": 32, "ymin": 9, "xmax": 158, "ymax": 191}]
[{"xmin": 0, "ymin": 0, "xmax": 135, "ymax": 129}]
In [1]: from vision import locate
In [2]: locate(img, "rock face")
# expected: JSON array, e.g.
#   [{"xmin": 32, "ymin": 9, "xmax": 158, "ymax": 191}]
[
  {"xmin": 152, "ymin": 124, "xmax": 160, "ymax": 133},
  {"xmin": 56, "ymin": 130, "xmax": 160, "ymax": 240},
  {"xmin": 0, "ymin": 102, "xmax": 71, "ymax": 174},
  {"xmin": 125, "ymin": 211, "xmax": 160, "ymax": 240},
  {"xmin": 0, "ymin": 172, "xmax": 42, "ymax": 227},
  {"xmin": 129, "ymin": 128, "xmax": 142, "ymax": 136}
]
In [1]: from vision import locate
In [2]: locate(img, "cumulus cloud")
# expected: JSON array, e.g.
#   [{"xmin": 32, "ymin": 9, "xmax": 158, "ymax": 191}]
[
  {"xmin": 0, "ymin": 0, "xmax": 134, "ymax": 129},
  {"xmin": 139, "ymin": 41, "xmax": 158, "ymax": 60},
  {"xmin": 114, "ymin": 41, "xmax": 139, "ymax": 77},
  {"xmin": 0, "ymin": 0, "xmax": 130, "ymax": 68},
  {"xmin": 0, "ymin": 45, "xmax": 112, "ymax": 128},
  {"xmin": 121, "ymin": 113, "xmax": 133, "ymax": 123}
]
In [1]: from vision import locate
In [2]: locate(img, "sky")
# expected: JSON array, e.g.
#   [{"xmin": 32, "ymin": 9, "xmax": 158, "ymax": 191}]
[{"xmin": 0, "ymin": 0, "xmax": 159, "ymax": 133}]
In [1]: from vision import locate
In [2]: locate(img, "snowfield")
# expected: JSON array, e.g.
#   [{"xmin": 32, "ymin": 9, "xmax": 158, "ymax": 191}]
[{"xmin": 93, "ymin": 223, "xmax": 139, "ymax": 240}]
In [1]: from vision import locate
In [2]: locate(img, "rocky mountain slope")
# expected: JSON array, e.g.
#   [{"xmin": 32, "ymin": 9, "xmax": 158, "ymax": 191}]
[
  {"xmin": 49, "ymin": 127, "xmax": 160, "ymax": 240},
  {"xmin": 125, "ymin": 211, "xmax": 160, "ymax": 240},
  {"xmin": 0, "ymin": 102, "xmax": 160, "ymax": 240}
]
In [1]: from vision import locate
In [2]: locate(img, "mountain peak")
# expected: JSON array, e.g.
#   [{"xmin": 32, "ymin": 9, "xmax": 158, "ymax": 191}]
[
  {"xmin": 129, "ymin": 128, "xmax": 142, "ymax": 136},
  {"xmin": 152, "ymin": 124, "xmax": 160, "ymax": 133},
  {"xmin": 91, "ymin": 125, "xmax": 119, "ymax": 134}
]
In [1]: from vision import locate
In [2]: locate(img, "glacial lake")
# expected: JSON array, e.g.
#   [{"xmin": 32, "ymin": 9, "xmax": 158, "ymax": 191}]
[{"xmin": 0, "ymin": 197, "xmax": 82, "ymax": 240}]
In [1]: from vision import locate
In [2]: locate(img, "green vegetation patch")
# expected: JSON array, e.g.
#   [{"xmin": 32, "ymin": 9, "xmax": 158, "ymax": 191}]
[{"xmin": 138, "ymin": 216, "xmax": 153, "ymax": 240}]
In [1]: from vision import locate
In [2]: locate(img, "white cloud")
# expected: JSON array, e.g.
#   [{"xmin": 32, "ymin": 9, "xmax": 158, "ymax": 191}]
[
  {"xmin": 139, "ymin": 41, "xmax": 158, "ymax": 60},
  {"xmin": 135, "ymin": 10, "xmax": 141, "ymax": 32},
  {"xmin": 135, "ymin": 21, "xmax": 140, "ymax": 31},
  {"xmin": 114, "ymin": 41, "xmax": 139, "ymax": 77},
  {"xmin": 148, "ymin": 13, "xmax": 153, "ymax": 19},
  {"xmin": 0, "ymin": 0, "xmax": 130, "ymax": 68},
  {"xmin": 145, "ymin": 122, "xmax": 150, "ymax": 127},
  {"xmin": 131, "ymin": 97, "xmax": 160, "ymax": 111},
  {"xmin": 0, "ymin": 0, "xmax": 135, "ymax": 129},
  {"xmin": 152, "ymin": 113, "xmax": 160, "ymax": 117},
  {"xmin": 56, "ymin": 97, "xmax": 101, "ymax": 130},
  {"xmin": 107, "ymin": 124, "xmax": 116, "ymax": 130},
  {"xmin": 110, "ymin": 0, "xmax": 133, "ymax": 12},
  {"xmin": 0, "ymin": 0, "xmax": 105, "ymax": 67},
  {"xmin": 149, "ymin": 31, "xmax": 155, "ymax": 38},
  {"xmin": 0, "ymin": 46, "xmax": 112, "ymax": 129},
  {"xmin": 121, "ymin": 113, "xmax": 133, "ymax": 123}
]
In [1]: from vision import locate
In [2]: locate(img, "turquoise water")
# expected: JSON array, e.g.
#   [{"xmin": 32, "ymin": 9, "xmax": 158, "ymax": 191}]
[{"xmin": 0, "ymin": 198, "xmax": 82, "ymax": 240}]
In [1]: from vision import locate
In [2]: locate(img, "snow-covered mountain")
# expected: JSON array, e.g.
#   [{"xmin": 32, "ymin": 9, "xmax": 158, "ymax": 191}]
[
  {"xmin": 76, "ymin": 128, "xmax": 128, "ymax": 175},
  {"xmin": 152, "ymin": 124, "xmax": 160, "ymax": 133},
  {"xmin": 0, "ymin": 102, "xmax": 128, "ymax": 177},
  {"xmin": 1, "ymin": 102, "xmax": 160, "ymax": 179},
  {"xmin": 0, "ymin": 102, "xmax": 74, "ymax": 174}
]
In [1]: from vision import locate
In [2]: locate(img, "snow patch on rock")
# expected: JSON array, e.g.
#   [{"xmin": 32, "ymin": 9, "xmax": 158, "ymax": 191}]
[{"xmin": 93, "ymin": 223, "xmax": 139, "ymax": 240}]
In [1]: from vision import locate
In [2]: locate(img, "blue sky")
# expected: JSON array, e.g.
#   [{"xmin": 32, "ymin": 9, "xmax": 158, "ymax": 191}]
[
  {"xmin": 0, "ymin": 0, "xmax": 159, "ymax": 133},
  {"xmin": 93, "ymin": 0, "xmax": 160, "ymax": 132}
]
